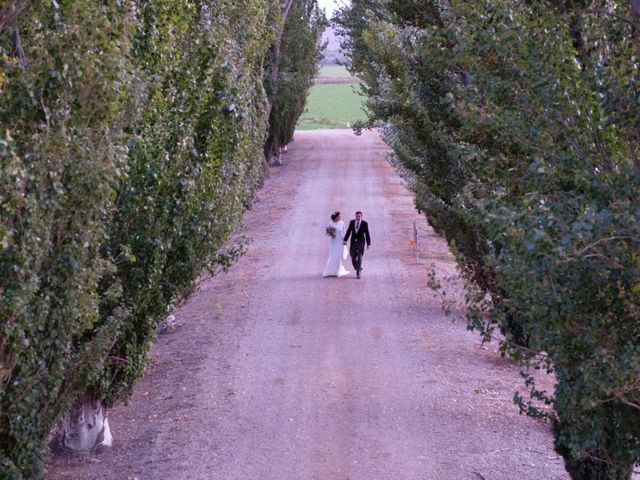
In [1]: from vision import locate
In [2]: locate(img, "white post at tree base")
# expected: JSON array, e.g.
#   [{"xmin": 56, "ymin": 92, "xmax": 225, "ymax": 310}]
[{"xmin": 413, "ymin": 220, "xmax": 418, "ymax": 264}]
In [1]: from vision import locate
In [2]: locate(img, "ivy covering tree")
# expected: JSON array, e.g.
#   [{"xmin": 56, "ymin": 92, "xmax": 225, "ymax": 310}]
[
  {"xmin": 337, "ymin": 1, "xmax": 640, "ymax": 478},
  {"xmin": 0, "ymin": 1, "xmax": 323, "ymax": 478}
]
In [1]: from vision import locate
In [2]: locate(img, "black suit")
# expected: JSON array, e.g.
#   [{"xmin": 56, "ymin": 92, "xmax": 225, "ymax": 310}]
[{"xmin": 343, "ymin": 219, "xmax": 371, "ymax": 273}]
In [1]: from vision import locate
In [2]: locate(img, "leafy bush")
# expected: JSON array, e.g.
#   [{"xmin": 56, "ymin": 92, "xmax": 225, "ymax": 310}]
[
  {"xmin": 1, "ymin": 0, "xmax": 323, "ymax": 478},
  {"xmin": 337, "ymin": 0, "xmax": 640, "ymax": 478}
]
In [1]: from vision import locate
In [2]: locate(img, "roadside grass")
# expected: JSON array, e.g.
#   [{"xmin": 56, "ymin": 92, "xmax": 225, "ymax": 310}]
[{"xmin": 297, "ymin": 82, "xmax": 368, "ymax": 130}]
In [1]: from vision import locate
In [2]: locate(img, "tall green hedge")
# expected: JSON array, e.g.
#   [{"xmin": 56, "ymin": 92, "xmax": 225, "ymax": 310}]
[
  {"xmin": 93, "ymin": 0, "xmax": 273, "ymax": 410},
  {"xmin": 337, "ymin": 1, "xmax": 640, "ymax": 478},
  {"xmin": 0, "ymin": 1, "xmax": 322, "ymax": 478},
  {"xmin": 0, "ymin": 2, "xmax": 131, "ymax": 476},
  {"xmin": 264, "ymin": 0, "xmax": 327, "ymax": 164}
]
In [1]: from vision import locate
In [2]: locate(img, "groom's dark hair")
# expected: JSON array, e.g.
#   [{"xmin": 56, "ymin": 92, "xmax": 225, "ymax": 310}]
[{"xmin": 355, "ymin": 211, "xmax": 363, "ymax": 215}]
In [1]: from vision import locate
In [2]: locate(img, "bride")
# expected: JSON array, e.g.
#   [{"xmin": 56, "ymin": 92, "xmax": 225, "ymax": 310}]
[{"xmin": 322, "ymin": 211, "xmax": 349, "ymax": 277}]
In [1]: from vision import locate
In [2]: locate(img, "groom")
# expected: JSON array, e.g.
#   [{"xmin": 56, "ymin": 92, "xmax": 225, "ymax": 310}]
[{"xmin": 343, "ymin": 211, "xmax": 371, "ymax": 279}]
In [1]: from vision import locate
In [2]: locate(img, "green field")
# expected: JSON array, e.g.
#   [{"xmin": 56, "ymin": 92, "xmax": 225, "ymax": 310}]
[{"xmin": 297, "ymin": 83, "xmax": 368, "ymax": 130}]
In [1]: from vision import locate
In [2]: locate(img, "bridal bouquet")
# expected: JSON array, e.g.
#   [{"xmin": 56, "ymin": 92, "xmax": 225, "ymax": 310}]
[{"xmin": 325, "ymin": 226, "xmax": 337, "ymax": 239}]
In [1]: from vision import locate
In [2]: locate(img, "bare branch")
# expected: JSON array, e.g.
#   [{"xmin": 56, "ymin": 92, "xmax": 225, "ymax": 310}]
[
  {"xmin": 581, "ymin": 8, "xmax": 638, "ymax": 29},
  {"xmin": 573, "ymin": 236, "xmax": 632, "ymax": 257},
  {"xmin": 11, "ymin": 28, "xmax": 26, "ymax": 64},
  {"xmin": 0, "ymin": 1, "xmax": 30, "ymax": 34}
]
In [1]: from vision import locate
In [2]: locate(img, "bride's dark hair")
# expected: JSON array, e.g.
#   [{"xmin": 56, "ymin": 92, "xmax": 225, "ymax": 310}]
[{"xmin": 330, "ymin": 211, "xmax": 340, "ymax": 221}]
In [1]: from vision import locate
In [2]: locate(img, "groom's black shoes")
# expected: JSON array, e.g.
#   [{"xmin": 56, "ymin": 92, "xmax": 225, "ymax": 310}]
[{"xmin": 356, "ymin": 268, "xmax": 361, "ymax": 279}]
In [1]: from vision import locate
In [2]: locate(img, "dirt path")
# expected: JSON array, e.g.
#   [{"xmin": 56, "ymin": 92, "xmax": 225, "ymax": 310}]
[{"xmin": 49, "ymin": 130, "xmax": 568, "ymax": 480}]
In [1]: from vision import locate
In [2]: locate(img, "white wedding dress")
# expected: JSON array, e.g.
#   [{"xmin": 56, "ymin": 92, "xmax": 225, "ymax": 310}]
[{"xmin": 322, "ymin": 220, "xmax": 349, "ymax": 277}]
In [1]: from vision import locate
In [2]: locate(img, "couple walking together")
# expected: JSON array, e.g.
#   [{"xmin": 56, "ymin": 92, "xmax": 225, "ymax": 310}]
[{"xmin": 323, "ymin": 210, "xmax": 371, "ymax": 279}]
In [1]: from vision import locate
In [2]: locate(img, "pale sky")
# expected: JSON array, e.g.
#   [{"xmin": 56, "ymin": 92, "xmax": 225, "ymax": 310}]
[{"xmin": 317, "ymin": 0, "xmax": 348, "ymax": 18}]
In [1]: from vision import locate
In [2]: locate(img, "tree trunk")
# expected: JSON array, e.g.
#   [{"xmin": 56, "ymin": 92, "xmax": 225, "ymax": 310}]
[
  {"xmin": 274, "ymin": 0, "xmax": 295, "ymax": 68},
  {"xmin": 61, "ymin": 393, "xmax": 112, "ymax": 452},
  {"xmin": 264, "ymin": 0, "xmax": 296, "ymax": 166},
  {"xmin": 0, "ymin": 1, "xmax": 30, "ymax": 34},
  {"xmin": 10, "ymin": 27, "xmax": 26, "ymax": 64},
  {"xmin": 267, "ymin": 0, "xmax": 295, "ymax": 100}
]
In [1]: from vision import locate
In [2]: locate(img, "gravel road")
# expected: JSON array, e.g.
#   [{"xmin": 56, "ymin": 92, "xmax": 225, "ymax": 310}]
[{"xmin": 49, "ymin": 129, "xmax": 568, "ymax": 480}]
